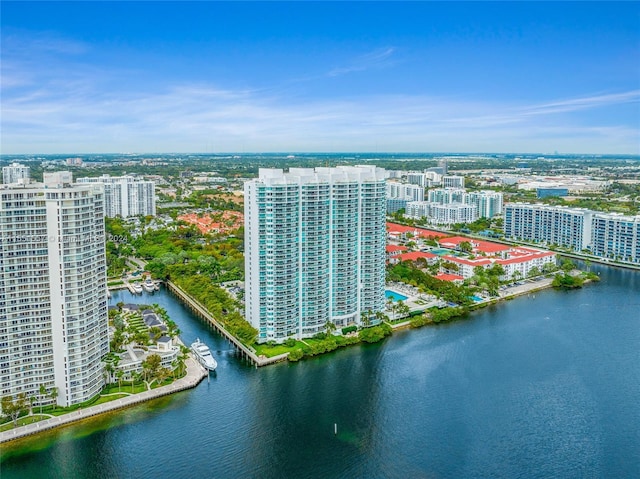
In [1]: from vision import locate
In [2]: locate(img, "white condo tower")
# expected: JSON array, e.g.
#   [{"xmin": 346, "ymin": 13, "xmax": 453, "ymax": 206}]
[
  {"xmin": 244, "ymin": 166, "xmax": 387, "ymax": 343},
  {"xmin": 0, "ymin": 172, "xmax": 109, "ymax": 407}
]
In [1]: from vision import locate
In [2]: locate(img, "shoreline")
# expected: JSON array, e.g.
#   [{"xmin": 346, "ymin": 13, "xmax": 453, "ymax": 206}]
[
  {"xmin": 1, "ymin": 272, "xmax": 594, "ymax": 444},
  {"xmin": 0, "ymin": 357, "xmax": 208, "ymax": 445}
]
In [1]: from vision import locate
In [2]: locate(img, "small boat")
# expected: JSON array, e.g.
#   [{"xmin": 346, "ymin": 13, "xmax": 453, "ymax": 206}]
[
  {"xmin": 191, "ymin": 338, "xmax": 218, "ymax": 371},
  {"xmin": 132, "ymin": 282, "xmax": 143, "ymax": 294},
  {"xmin": 143, "ymin": 278, "xmax": 156, "ymax": 293}
]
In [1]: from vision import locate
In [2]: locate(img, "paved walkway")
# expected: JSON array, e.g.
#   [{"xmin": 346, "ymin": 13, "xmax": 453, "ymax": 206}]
[{"xmin": 0, "ymin": 356, "xmax": 208, "ymax": 444}]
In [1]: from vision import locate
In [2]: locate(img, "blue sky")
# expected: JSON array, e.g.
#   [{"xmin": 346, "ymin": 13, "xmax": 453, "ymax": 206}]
[{"xmin": 1, "ymin": 1, "xmax": 638, "ymax": 154}]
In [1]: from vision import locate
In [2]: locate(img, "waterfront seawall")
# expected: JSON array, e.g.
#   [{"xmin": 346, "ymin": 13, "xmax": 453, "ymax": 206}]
[
  {"xmin": 0, "ymin": 357, "xmax": 208, "ymax": 444},
  {"xmin": 164, "ymin": 281, "xmax": 289, "ymax": 367}
]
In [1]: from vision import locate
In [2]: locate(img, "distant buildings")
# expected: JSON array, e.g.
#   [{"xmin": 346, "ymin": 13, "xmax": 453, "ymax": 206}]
[
  {"xmin": 2, "ymin": 163, "xmax": 30, "ymax": 185},
  {"xmin": 405, "ymin": 188, "xmax": 503, "ymax": 225},
  {"xmin": 536, "ymin": 187, "xmax": 568, "ymax": 199},
  {"xmin": 442, "ymin": 175, "xmax": 465, "ymax": 189},
  {"xmin": 77, "ymin": 174, "xmax": 156, "ymax": 218},
  {"xmin": 386, "ymin": 181, "xmax": 424, "ymax": 213},
  {"xmin": 244, "ymin": 166, "xmax": 387, "ymax": 343},
  {"xmin": 406, "ymin": 201, "xmax": 478, "ymax": 226},
  {"xmin": 386, "ymin": 182, "xmax": 424, "ymax": 202},
  {"xmin": 0, "ymin": 172, "xmax": 109, "ymax": 407},
  {"xmin": 504, "ymin": 203, "xmax": 640, "ymax": 264}
]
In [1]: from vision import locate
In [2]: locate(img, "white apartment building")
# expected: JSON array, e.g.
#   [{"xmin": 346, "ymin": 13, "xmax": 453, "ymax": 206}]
[
  {"xmin": 590, "ymin": 213, "xmax": 639, "ymax": 264},
  {"xmin": 504, "ymin": 203, "xmax": 593, "ymax": 251},
  {"xmin": 77, "ymin": 175, "xmax": 156, "ymax": 218},
  {"xmin": 2, "ymin": 163, "xmax": 30, "ymax": 185},
  {"xmin": 427, "ymin": 188, "xmax": 466, "ymax": 204},
  {"xmin": 0, "ymin": 173, "xmax": 109, "ymax": 408},
  {"xmin": 442, "ymin": 175, "xmax": 465, "ymax": 189},
  {"xmin": 245, "ymin": 166, "xmax": 387, "ymax": 343},
  {"xmin": 406, "ymin": 201, "xmax": 478, "ymax": 226},
  {"xmin": 427, "ymin": 188, "xmax": 503, "ymax": 219},
  {"xmin": 406, "ymin": 172, "xmax": 429, "ymax": 188},
  {"xmin": 387, "ymin": 181, "xmax": 425, "ymax": 202},
  {"xmin": 466, "ymin": 191, "xmax": 503, "ymax": 218}
]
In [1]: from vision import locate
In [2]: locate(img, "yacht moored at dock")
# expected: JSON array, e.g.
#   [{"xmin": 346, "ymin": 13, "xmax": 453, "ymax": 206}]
[
  {"xmin": 191, "ymin": 338, "xmax": 218, "ymax": 371},
  {"xmin": 143, "ymin": 278, "xmax": 156, "ymax": 293},
  {"xmin": 131, "ymin": 282, "xmax": 143, "ymax": 294}
]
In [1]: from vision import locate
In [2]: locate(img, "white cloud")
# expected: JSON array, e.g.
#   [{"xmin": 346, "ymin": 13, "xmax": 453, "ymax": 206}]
[
  {"xmin": 1, "ymin": 56, "xmax": 638, "ymax": 154},
  {"xmin": 328, "ymin": 47, "xmax": 397, "ymax": 77}
]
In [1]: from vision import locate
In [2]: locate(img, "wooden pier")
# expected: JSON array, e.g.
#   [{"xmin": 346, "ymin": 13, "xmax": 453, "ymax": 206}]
[{"xmin": 164, "ymin": 281, "xmax": 289, "ymax": 367}]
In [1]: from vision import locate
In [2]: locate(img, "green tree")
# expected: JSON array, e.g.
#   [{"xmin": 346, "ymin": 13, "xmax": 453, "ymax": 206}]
[
  {"xmin": 141, "ymin": 354, "xmax": 163, "ymax": 390},
  {"xmin": 459, "ymin": 241, "xmax": 473, "ymax": 253},
  {"xmin": 39, "ymin": 384, "xmax": 47, "ymax": 414},
  {"xmin": 49, "ymin": 387, "xmax": 58, "ymax": 406},
  {"xmin": 288, "ymin": 349, "xmax": 304, "ymax": 362},
  {"xmin": 1, "ymin": 394, "xmax": 28, "ymax": 426},
  {"xmin": 116, "ymin": 370, "xmax": 125, "ymax": 392}
]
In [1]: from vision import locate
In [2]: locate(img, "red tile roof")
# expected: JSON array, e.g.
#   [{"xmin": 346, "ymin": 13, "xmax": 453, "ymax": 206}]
[
  {"xmin": 386, "ymin": 222, "xmax": 449, "ymax": 239},
  {"xmin": 438, "ymin": 236, "xmax": 510, "ymax": 254},
  {"xmin": 397, "ymin": 251, "xmax": 439, "ymax": 262},
  {"xmin": 435, "ymin": 273, "xmax": 465, "ymax": 282}
]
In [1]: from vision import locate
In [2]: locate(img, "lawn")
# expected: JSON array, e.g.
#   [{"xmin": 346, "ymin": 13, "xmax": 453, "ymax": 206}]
[
  {"xmin": 253, "ymin": 341, "xmax": 306, "ymax": 357},
  {"xmin": 0, "ymin": 414, "xmax": 49, "ymax": 432}
]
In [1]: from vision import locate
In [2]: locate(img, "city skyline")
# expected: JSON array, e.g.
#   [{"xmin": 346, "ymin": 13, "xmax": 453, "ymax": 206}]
[{"xmin": 1, "ymin": 1, "xmax": 639, "ymax": 155}]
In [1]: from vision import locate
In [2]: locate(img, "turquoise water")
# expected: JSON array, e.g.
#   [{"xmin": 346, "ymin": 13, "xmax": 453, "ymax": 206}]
[
  {"xmin": 385, "ymin": 290, "xmax": 408, "ymax": 301},
  {"xmin": 430, "ymin": 248, "xmax": 455, "ymax": 256},
  {"xmin": 2, "ymin": 264, "xmax": 639, "ymax": 478},
  {"xmin": 470, "ymin": 295, "xmax": 484, "ymax": 302}
]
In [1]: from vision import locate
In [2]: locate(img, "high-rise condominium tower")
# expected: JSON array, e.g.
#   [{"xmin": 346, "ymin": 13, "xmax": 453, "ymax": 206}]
[
  {"xmin": 244, "ymin": 166, "xmax": 387, "ymax": 343},
  {"xmin": 2, "ymin": 163, "xmax": 30, "ymax": 185},
  {"xmin": 0, "ymin": 172, "xmax": 109, "ymax": 407},
  {"xmin": 77, "ymin": 174, "xmax": 156, "ymax": 218}
]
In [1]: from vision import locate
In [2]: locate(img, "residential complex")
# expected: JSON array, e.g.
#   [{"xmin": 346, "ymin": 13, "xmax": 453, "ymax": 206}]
[
  {"xmin": 2, "ymin": 163, "xmax": 30, "ymax": 185},
  {"xmin": 442, "ymin": 175, "xmax": 465, "ymax": 189},
  {"xmin": 427, "ymin": 188, "xmax": 503, "ymax": 218},
  {"xmin": 386, "ymin": 182, "xmax": 425, "ymax": 202},
  {"xmin": 244, "ymin": 166, "xmax": 387, "ymax": 343},
  {"xmin": 406, "ymin": 201, "xmax": 478, "ymax": 226},
  {"xmin": 77, "ymin": 174, "xmax": 156, "ymax": 218},
  {"xmin": 385, "ymin": 223, "xmax": 557, "ymax": 281},
  {"xmin": 504, "ymin": 203, "xmax": 640, "ymax": 264},
  {"xmin": 437, "ymin": 237, "xmax": 556, "ymax": 280},
  {"xmin": 0, "ymin": 173, "xmax": 109, "ymax": 408}
]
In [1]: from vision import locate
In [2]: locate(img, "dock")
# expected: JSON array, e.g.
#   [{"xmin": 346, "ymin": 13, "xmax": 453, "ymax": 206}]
[{"xmin": 165, "ymin": 280, "xmax": 289, "ymax": 367}]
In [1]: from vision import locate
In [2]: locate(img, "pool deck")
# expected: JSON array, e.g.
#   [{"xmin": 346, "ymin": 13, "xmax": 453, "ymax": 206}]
[{"xmin": 385, "ymin": 283, "xmax": 446, "ymax": 319}]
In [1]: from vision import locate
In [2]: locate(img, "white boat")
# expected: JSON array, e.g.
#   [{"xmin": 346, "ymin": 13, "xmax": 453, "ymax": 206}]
[
  {"xmin": 143, "ymin": 278, "xmax": 156, "ymax": 293},
  {"xmin": 132, "ymin": 282, "xmax": 143, "ymax": 294},
  {"xmin": 191, "ymin": 338, "xmax": 217, "ymax": 371}
]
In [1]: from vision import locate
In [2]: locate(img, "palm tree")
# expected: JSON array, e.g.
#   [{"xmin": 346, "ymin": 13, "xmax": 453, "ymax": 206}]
[
  {"xmin": 131, "ymin": 372, "xmax": 141, "ymax": 393},
  {"xmin": 49, "ymin": 387, "xmax": 58, "ymax": 406},
  {"xmin": 39, "ymin": 384, "xmax": 47, "ymax": 414},
  {"xmin": 396, "ymin": 300, "xmax": 410, "ymax": 319},
  {"xmin": 28, "ymin": 395, "xmax": 36, "ymax": 416},
  {"xmin": 116, "ymin": 370, "xmax": 125, "ymax": 392},
  {"xmin": 104, "ymin": 362, "xmax": 114, "ymax": 385}
]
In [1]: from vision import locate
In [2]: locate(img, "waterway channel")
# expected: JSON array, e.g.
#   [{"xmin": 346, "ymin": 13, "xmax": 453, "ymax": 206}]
[{"xmin": 2, "ymin": 264, "xmax": 639, "ymax": 478}]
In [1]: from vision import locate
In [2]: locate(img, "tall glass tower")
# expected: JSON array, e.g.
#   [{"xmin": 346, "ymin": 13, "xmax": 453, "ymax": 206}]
[{"xmin": 245, "ymin": 166, "xmax": 387, "ymax": 343}]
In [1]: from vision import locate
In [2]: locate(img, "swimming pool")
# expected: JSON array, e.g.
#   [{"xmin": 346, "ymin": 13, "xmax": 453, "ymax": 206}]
[
  {"xmin": 470, "ymin": 295, "xmax": 484, "ymax": 302},
  {"xmin": 385, "ymin": 290, "xmax": 408, "ymax": 301},
  {"xmin": 430, "ymin": 248, "xmax": 454, "ymax": 256}
]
